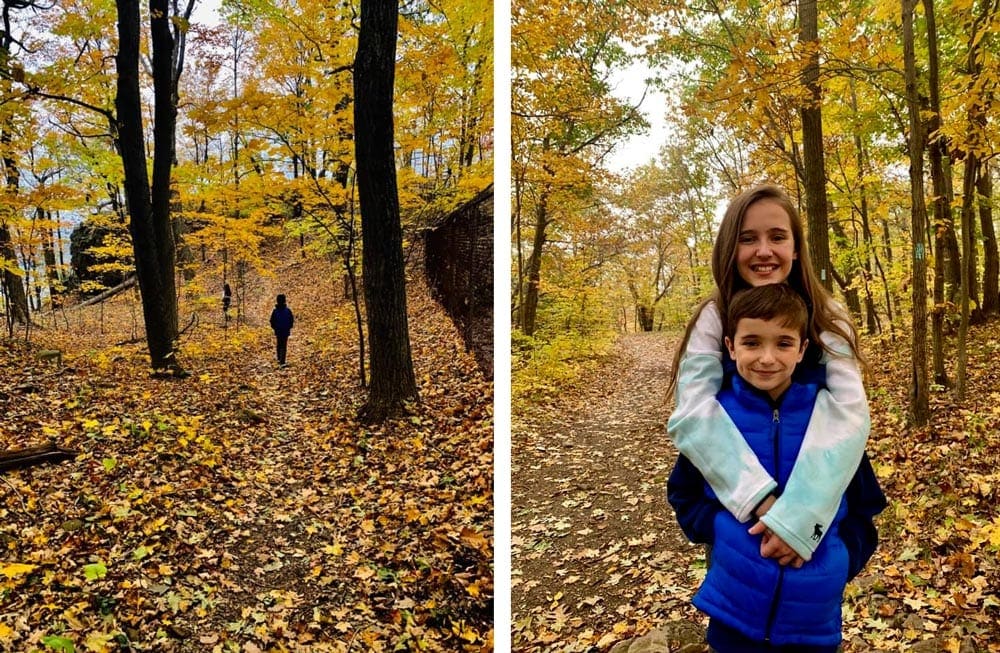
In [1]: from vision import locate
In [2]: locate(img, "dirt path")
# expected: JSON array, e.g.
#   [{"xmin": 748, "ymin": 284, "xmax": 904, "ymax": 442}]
[
  {"xmin": 3, "ymin": 254, "xmax": 494, "ymax": 651},
  {"xmin": 512, "ymin": 332, "xmax": 706, "ymax": 652}
]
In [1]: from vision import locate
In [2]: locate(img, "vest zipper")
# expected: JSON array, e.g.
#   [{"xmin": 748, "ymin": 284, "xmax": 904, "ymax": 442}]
[{"xmin": 765, "ymin": 406, "xmax": 782, "ymax": 642}]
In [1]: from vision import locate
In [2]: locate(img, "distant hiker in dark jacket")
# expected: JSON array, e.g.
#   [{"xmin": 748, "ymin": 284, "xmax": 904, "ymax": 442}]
[
  {"xmin": 269, "ymin": 294, "xmax": 294, "ymax": 366},
  {"xmin": 222, "ymin": 283, "xmax": 232, "ymax": 321}
]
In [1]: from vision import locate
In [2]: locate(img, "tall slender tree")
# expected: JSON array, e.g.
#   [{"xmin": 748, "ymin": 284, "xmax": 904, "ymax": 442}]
[
  {"xmin": 978, "ymin": 168, "xmax": 999, "ymax": 316},
  {"xmin": 923, "ymin": 0, "xmax": 951, "ymax": 387},
  {"xmin": 115, "ymin": 0, "xmax": 182, "ymax": 373},
  {"xmin": 902, "ymin": 0, "xmax": 930, "ymax": 425},
  {"xmin": 354, "ymin": 0, "xmax": 418, "ymax": 421},
  {"xmin": 1, "ymin": 0, "xmax": 30, "ymax": 325},
  {"xmin": 797, "ymin": 0, "xmax": 833, "ymax": 292}
]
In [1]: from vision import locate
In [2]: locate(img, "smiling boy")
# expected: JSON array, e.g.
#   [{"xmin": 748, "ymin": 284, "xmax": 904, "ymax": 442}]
[{"xmin": 667, "ymin": 284, "xmax": 885, "ymax": 652}]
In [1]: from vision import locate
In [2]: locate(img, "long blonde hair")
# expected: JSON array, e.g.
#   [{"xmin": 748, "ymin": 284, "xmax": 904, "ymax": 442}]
[{"xmin": 666, "ymin": 184, "xmax": 864, "ymax": 399}]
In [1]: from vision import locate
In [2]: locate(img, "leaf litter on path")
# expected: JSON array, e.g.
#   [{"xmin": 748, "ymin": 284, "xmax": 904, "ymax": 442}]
[
  {"xmin": 514, "ymin": 325, "xmax": 1000, "ymax": 652},
  {"xmin": 1, "ymin": 250, "xmax": 493, "ymax": 652},
  {"xmin": 513, "ymin": 333, "xmax": 705, "ymax": 652}
]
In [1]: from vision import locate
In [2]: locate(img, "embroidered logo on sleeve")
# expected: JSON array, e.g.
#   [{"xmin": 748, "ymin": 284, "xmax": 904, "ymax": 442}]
[{"xmin": 812, "ymin": 524, "xmax": 824, "ymax": 541}]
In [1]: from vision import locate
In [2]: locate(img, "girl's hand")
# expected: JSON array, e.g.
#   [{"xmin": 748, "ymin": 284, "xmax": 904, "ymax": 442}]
[{"xmin": 748, "ymin": 521, "xmax": 805, "ymax": 568}]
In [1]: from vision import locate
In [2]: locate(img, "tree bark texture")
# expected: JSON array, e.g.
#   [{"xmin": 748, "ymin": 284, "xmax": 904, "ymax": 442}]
[
  {"xmin": 957, "ymin": 157, "xmax": 977, "ymax": 399},
  {"xmin": 1, "ymin": 7, "xmax": 29, "ymax": 324},
  {"xmin": 902, "ymin": 0, "xmax": 930, "ymax": 425},
  {"xmin": 354, "ymin": 0, "xmax": 418, "ymax": 421},
  {"xmin": 797, "ymin": 0, "xmax": 832, "ymax": 292},
  {"xmin": 115, "ymin": 0, "xmax": 180, "ymax": 370},
  {"xmin": 520, "ymin": 189, "xmax": 548, "ymax": 337},
  {"xmin": 923, "ymin": 0, "xmax": 950, "ymax": 386}
]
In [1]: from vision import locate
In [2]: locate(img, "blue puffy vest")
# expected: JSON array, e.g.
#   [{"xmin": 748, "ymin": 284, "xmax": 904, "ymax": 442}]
[{"xmin": 692, "ymin": 373, "xmax": 849, "ymax": 646}]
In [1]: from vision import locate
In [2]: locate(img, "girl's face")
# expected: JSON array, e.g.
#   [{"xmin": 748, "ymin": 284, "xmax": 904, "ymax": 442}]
[{"xmin": 736, "ymin": 199, "xmax": 798, "ymax": 287}]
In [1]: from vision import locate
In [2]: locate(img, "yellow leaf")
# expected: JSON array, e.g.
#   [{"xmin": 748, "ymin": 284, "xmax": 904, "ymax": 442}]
[
  {"xmin": 84, "ymin": 631, "xmax": 115, "ymax": 652},
  {"xmin": 322, "ymin": 542, "xmax": 343, "ymax": 556},
  {"xmin": 988, "ymin": 517, "xmax": 1000, "ymax": 547},
  {"xmin": 0, "ymin": 563, "xmax": 36, "ymax": 578},
  {"xmin": 875, "ymin": 462, "xmax": 894, "ymax": 479},
  {"xmin": 0, "ymin": 622, "xmax": 12, "ymax": 639},
  {"xmin": 355, "ymin": 565, "xmax": 375, "ymax": 580},
  {"xmin": 459, "ymin": 526, "xmax": 489, "ymax": 552}
]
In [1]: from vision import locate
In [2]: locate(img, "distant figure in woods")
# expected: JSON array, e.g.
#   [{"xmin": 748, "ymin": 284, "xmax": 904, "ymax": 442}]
[
  {"xmin": 269, "ymin": 294, "xmax": 294, "ymax": 367},
  {"xmin": 222, "ymin": 283, "xmax": 232, "ymax": 321}
]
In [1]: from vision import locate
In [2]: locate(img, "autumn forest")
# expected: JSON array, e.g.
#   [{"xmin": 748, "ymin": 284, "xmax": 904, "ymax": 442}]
[
  {"xmin": 2, "ymin": 0, "xmax": 492, "ymax": 650},
  {"xmin": 513, "ymin": 0, "xmax": 1000, "ymax": 651}
]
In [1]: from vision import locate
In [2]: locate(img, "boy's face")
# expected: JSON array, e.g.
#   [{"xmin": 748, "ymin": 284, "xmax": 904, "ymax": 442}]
[{"xmin": 725, "ymin": 317, "xmax": 807, "ymax": 400}]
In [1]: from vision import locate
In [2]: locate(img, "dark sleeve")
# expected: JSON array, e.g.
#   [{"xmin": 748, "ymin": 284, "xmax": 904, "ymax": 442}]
[
  {"xmin": 667, "ymin": 454, "xmax": 722, "ymax": 545},
  {"xmin": 289, "ymin": 309, "xmax": 294, "ymax": 329},
  {"xmin": 839, "ymin": 451, "xmax": 888, "ymax": 581},
  {"xmin": 270, "ymin": 309, "xmax": 277, "ymax": 329}
]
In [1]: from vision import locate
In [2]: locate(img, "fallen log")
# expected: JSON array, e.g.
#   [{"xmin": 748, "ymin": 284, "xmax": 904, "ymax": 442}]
[
  {"xmin": 0, "ymin": 441, "xmax": 80, "ymax": 473},
  {"xmin": 75, "ymin": 274, "xmax": 138, "ymax": 308}
]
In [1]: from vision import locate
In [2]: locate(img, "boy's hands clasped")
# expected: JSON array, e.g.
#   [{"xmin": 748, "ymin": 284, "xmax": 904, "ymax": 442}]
[{"xmin": 748, "ymin": 494, "xmax": 806, "ymax": 568}]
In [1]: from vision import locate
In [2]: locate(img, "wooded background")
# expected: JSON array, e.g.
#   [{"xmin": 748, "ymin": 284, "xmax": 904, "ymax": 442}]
[
  {"xmin": 0, "ymin": 0, "xmax": 491, "ymax": 375},
  {"xmin": 511, "ymin": 0, "xmax": 1000, "ymax": 425}
]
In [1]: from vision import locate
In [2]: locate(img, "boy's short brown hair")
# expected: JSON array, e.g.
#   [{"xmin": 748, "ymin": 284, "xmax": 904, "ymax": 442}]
[{"xmin": 725, "ymin": 284, "xmax": 809, "ymax": 341}]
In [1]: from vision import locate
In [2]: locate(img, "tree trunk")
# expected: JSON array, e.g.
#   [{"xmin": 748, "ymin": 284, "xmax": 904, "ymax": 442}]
[
  {"xmin": 43, "ymin": 220, "xmax": 59, "ymax": 305},
  {"xmin": 957, "ymin": 157, "xmax": 977, "ymax": 399},
  {"xmin": 851, "ymin": 115, "xmax": 880, "ymax": 335},
  {"xmin": 114, "ymin": 0, "xmax": 180, "ymax": 372},
  {"xmin": 923, "ymin": 0, "xmax": 950, "ymax": 386},
  {"xmin": 0, "ymin": 224, "xmax": 27, "ymax": 325},
  {"xmin": 978, "ymin": 166, "xmax": 999, "ymax": 316},
  {"xmin": 354, "ymin": 0, "xmax": 418, "ymax": 422},
  {"xmin": 798, "ymin": 0, "xmax": 833, "ymax": 291},
  {"xmin": 902, "ymin": 0, "xmax": 930, "ymax": 425},
  {"xmin": 512, "ymin": 163, "xmax": 528, "ymax": 329},
  {"xmin": 637, "ymin": 305, "xmax": 654, "ymax": 332},
  {"xmin": 0, "ymin": 11, "xmax": 28, "ymax": 325},
  {"xmin": 942, "ymin": 200, "xmax": 962, "ymax": 301},
  {"xmin": 955, "ymin": 2, "xmax": 993, "ymax": 397},
  {"xmin": 520, "ymin": 189, "xmax": 549, "ymax": 337},
  {"xmin": 876, "ymin": 216, "xmax": 896, "ymax": 334}
]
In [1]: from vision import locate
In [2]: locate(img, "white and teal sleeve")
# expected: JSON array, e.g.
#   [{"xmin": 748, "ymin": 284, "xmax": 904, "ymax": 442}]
[
  {"xmin": 667, "ymin": 302, "xmax": 777, "ymax": 522},
  {"xmin": 760, "ymin": 328, "xmax": 870, "ymax": 560}
]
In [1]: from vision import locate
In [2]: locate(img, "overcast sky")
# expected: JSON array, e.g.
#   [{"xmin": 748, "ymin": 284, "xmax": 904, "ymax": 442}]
[{"xmin": 605, "ymin": 60, "xmax": 670, "ymax": 173}]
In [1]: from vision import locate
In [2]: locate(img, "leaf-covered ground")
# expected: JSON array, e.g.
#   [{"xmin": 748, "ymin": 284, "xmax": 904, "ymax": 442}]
[
  {"xmin": 1, "ymin": 250, "xmax": 493, "ymax": 652},
  {"xmin": 512, "ymin": 327, "xmax": 1000, "ymax": 652}
]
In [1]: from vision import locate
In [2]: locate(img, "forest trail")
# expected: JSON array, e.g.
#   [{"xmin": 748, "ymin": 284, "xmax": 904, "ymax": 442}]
[
  {"xmin": 511, "ymin": 331, "xmax": 706, "ymax": 651},
  {"xmin": 0, "ymin": 249, "xmax": 493, "ymax": 652},
  {"xmin": 513, "ymin": 324, "xmax": 1000, "ymax": 653}
]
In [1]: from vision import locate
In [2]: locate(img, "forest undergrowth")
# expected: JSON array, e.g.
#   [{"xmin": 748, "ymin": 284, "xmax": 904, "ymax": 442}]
[
  {"xmin": 512, "ymin": 324, "xmax": 1000, "ymax": 652},
  {"xmin": 0, "ymin": 245, "xmax": 493, "ymax": 652}
]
